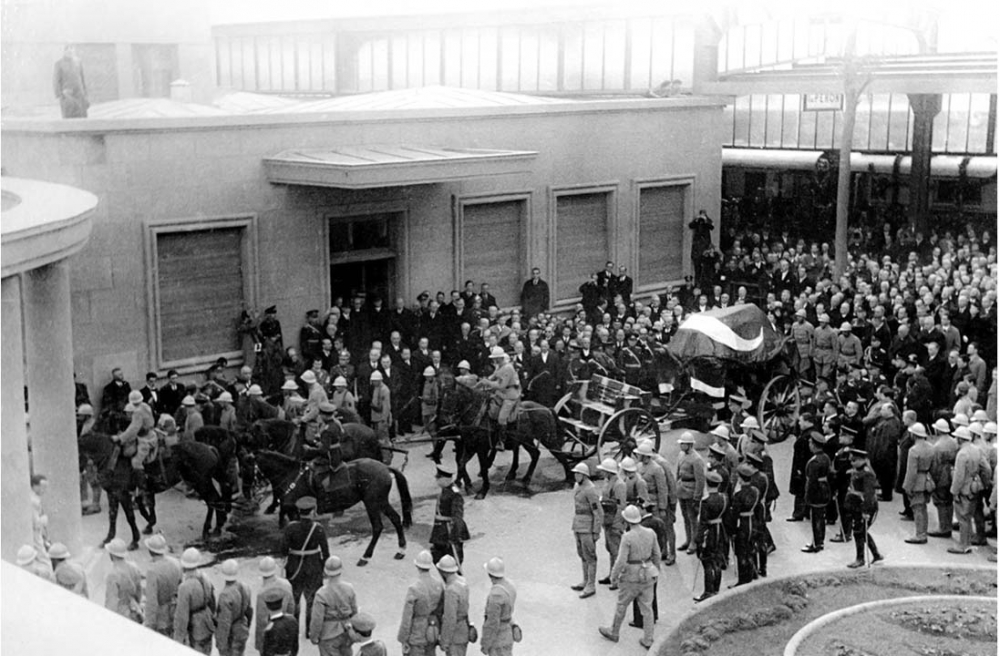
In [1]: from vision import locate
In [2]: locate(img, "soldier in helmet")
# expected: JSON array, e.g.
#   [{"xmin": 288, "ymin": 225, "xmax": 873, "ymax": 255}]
[
  {"xmin": 569, "ymin": 462, "xmax": 603, "ymax": 599},
  {"xmin": 480, "ymin": 346, "xmax": 521, "ymax": 450},
  {"xmin": 436, "ymin": 555, "xmax": 471, "ymax": 656},
  {"xmin": 369, "ymin": 371, "xmax": 392, "ymax": 458},
  {"xmin": 174, "ymin": 547, "xmax": 216, "ymax": 654},
  {"xmin": 481, "ymin": 557, "xmax": 517, "ymax": 655},
  {"xmin": 254, "ymin": 556, "xmax": 295, "ymax": 652},
  {"xmin": 902, "ymin": 423, "xmax": 935, "ymax": 544},
  {"xmin": 693, "ymin": 471, "xmax": 727, "ymax": 602},
  {"xmin": 48, "ymin": 543, "xmax": 88, "ymax": 598},
  {"xmin": 349, "ymin": 611, "xmax": 386, "ymax": 656},
  {"xmin": 676, "ymin": 432, "xmax": 706, "ymax": 553},
  {"xmin": 597, "ymin": 458, "xmax": 627, "ymax": 586},
  {"xmin": 619, "ymin": 457, "xmax": 648, "ymax": 507},
  {"xmin": 397, "ymin": 550, "xmax": 444, "ymax": 656},
  {"xmin": 422, "ymin": 366, "xmax": 444, "ymax": 463},
  {"xmin": 143, "ymin": 534, "xmax": 181, "ymax": 635},
  {"xmin": 216, "ymin": 559, "xmax": 252, "ymax": 656},
  {"xmin": 430, "ymin": 468, "xmax": 470, "ymax": 566},
  {"xmin": 598, "ymin": 505, "xmax": 660, "ymax": 649},
  {"xmin": 309, "ymin": 556, "xmax": 357, "ymax": 656}
]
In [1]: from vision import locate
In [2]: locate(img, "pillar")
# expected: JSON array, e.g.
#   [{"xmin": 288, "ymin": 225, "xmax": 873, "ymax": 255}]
[
  {"xmin": 1, "ymin": 276, "xmax": 34, "ymax": 563},
  {"xmin": 692, "ymin": 15, "xmax": 723, "ymax": 94},
  {"xmin": 907, "ymin": 94, "xmax": 941, "ymax": 234},
  {"xmin": 22, "ymin": 261, "xmax": 83, "ymax": 554}
]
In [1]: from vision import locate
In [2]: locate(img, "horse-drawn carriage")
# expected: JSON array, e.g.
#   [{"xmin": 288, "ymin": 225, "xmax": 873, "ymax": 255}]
[{"xmin": 549, "ymin": 304, "xmax": 804, "ymax": 466}]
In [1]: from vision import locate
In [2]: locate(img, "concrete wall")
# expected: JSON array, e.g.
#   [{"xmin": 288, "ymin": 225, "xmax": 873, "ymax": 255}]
[{"xmin": 1, "ymin": 98, "xmax": 723, "ymax": 398}]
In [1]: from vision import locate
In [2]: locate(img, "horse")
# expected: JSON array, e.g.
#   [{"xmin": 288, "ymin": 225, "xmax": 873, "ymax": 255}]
[
  {"xmin": 77, "ymin": 431, "xmax": 144, "ymax": 550},
  {"xmin": 253, "ymin": 451, "xmax": 412, "ymax": 566},
  {"xmin": 244, "ymin": 418, "xmax": 386, "ymax": 514},
  {"xmin": 170, "ymin": 438, "xmax": 237, "ymax": 538},
  {"xmin": 442, "ymin": 380, "xmax": 569, "ymax": 499}
]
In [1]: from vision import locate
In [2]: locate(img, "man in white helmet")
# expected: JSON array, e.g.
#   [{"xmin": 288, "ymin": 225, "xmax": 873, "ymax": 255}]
[
  {"xmin": 569, "ymin": 462, "xmax": 603, "ymax": 599},
  {"xmin": 481, "ymin": 557, "xmax": 517, "ymax": 656},
  {"xmin": 115, "ymin": 390, "xmax": 155, "ymax": 474},
  {"xmin": 398, "ymin": 550, "xmax": 444, "ymax": 656},
  {"xmin": 480, "ymin": 346, "xmax": 521, "ymax": 450},
  {"xmin": 598, "ymin": 504, "xmax": 660, "ymax": 649},
  {"xmin": 309, "ymin": 556, "xmax": 357, "ymax": 656},
  {"xmin": 330, "ymin": 376, "xmax": 357, "ymax": 416},
  {"xmin": 597, "ymin": 458, "xmax": 627, "ymax": 586},
  {"xmin": 676, "ymin": 432, "xmax": 706, "ymax": 553},
  {"xmin": 436, "ymin": 554, "xmax": 471, "ymax": 656},
  {"xmin": 370, "ymin": 371, "xmax": 392, "ymax": 457},
  {"xmin": 929, "ymin": 417, "xmax": 959, "ymax": 538}
]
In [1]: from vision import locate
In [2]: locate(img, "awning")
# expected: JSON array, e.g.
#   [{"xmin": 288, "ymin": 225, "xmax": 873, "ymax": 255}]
[
  {"xmin": 722, "ymin": 149, "xmax": 997, "ymax": 179},
  {"xmin": 264, "ymin": 144, "xmax": 538, "ymax": 189}
]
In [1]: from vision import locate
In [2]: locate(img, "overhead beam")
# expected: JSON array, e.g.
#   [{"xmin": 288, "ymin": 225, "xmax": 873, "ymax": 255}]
[{"xmin": 700, "ymin": 70, "xmax": 997, "ymax": 96}]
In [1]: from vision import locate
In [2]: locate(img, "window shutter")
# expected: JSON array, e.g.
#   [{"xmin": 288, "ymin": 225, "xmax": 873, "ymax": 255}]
[
  {"xmin": 638, "ymin": 186, "xmax": 685, "ymax": 286},
  {"xmin": 157, "ymin": 228, "xmax": 245, "ymax": 363},
  {"xmin": 556, "ymin": 192, "xmax": 609, "ymax": 301},
  {"xmin": 462, "ymin": 201, "xmax": 524, "ymax": 309}
]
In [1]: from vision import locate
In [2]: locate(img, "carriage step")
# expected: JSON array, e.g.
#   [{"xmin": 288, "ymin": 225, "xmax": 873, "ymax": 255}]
[
  {"xmin": 579, "ymin": 400, "xmax": 617, "ymax": 416},
  {"xmin": 560, "ymin": 418, "xmax": 599, "ymax": 434}
]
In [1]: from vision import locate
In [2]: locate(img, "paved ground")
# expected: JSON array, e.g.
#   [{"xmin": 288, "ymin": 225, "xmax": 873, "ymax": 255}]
[{"xmin": 74, "ymin": 427, "xmax": 997, "ymax": 655}]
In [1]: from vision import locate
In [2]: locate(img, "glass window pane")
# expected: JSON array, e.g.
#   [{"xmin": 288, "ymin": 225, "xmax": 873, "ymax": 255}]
[
  {"xmin": 781, "ymin": 95, "xmax": 801, "ymax": 147},
  {"xmin": 887, "ymin": 94, "xmax": 911, "ymax": 151},
  {"xmin": 932, "ymin": 95, "xmax": 950, "ymax": 152},
  {"xmin": 966, "ymin": 93, "xmax": 991, "ymax": 154},
  {"xmin": 733, "ymin": 95, "xmax": 751, "ymax": 147},
  {"xmin": 945, "ymin": 94, "xmax": 972, "ymax": 153}
]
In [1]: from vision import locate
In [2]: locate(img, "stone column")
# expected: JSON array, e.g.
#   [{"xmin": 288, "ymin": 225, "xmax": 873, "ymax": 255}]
[
  {"xmin": 22, "ymin": 261, "xmax": 82, "ymax": 554},
  {"xmin": 1, "ymin": 275, "xmax": 34, "ymax": 562}
]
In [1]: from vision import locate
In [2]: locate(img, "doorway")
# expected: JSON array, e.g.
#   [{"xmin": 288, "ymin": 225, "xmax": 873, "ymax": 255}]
[{"xmin": 328, "ymin": 211, "xmax": 401, "ymax": 305}]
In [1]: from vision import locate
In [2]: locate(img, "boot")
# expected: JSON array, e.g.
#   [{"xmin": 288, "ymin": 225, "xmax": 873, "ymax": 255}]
[
  {"xmin": 571, "ymin": 562, "xmax": 587, "ymax": 591},
  {"xmin": 598, "ymin": 574, "xmax": 612, "ymax": 585},
  {"xmin": 580, "ymin": 562, "xmax": 597, "ymax": 598},
  {"xmin": 847, "ymin": 535, "xmax": 865, "ymax": 568},
  {"xmin": 599, "ymin": 605, "xmax": 628, "ymax": 642}
]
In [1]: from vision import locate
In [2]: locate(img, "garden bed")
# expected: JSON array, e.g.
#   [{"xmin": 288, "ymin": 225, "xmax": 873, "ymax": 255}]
[{"xmin": 659, "ymin": 566, "xmax": 997, "ymax": 656}]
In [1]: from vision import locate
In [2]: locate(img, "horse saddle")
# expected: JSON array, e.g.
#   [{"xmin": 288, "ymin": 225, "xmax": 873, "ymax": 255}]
[{"xmin": 309, "ymin": 462, "xmax": 351, "ymax": 495}]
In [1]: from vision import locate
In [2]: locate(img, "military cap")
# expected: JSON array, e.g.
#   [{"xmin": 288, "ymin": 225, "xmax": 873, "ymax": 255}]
[
  {"xmin": 435, "ymin": 468, "xmax": 454, "ymax": 479},
  {"xmin": 736, "ymin": 463, "xmax": 755, "ymax": 479},
  {"xmin": 706, "ymin": 471, "xmax": 723, "ymax": 485},
  {"xmin": 708, "ymin": 443, "xmax": 728, "ymax": 458},
  {"xmin": 810, "ymin": 432, "xmax": 829, "ymax": 446},
  {"xmin": 729, "ymin": 393, "xmax": 751, "ymax": 407},
  {"xmin": 306, "ymin": 309, "xmax": 320, "ymax": 317},
  {"xmin": 417, "ymin": 291, "xmax": 430, "ymax": 301},
  {"xmin": 262, "ymin": 587, "xmax": 286, "ymax": 609},
  {"xmin": 295, "ymin": 496, "xmax": 317, "ymax": 511},
  {"xmin": 264, "ymin": 305, "xmax": 277, "ymax": 314},
  {"xmin": 194, "ymin": 392, "xmax": 209, "ymax": 403},
  {"xmin": 351, "ymin": 611, "xmax": 377, "ymax": 634},
  {"xmin": 318, "ymin": 401, "xmax": 337, "ymax": 413},
  {"xmin": 750, "ymin": 430, "xmax": 769, "ymax": 444},
  {"xmin": 745, "ymin": 451, "xmax": 764, "ymax": 465},
  {"xmin": 847, "ymin": 448, "xmax": 868, "ymax": 459}
]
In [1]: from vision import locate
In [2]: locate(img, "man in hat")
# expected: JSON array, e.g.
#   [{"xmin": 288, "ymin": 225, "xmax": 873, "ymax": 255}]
[
  {"xmin": 216, "ymin": 560, "xmax": 253, "ymax": 656},
  {"xmin": 297, "ymin": 370, "xmax": 330, "ymax": 445},
  {"xmin": 569, "ymin": 462, "xmax": 603, "ymax": 599},
  {"xmin": 431, "ymin": 468, "xmax": 470, "ymax": 566},
  {"xmin": 217, "ymin": 391, "xmax": 238, "ymax": 433},
  {"xmin": 710, "ymin": 425, "xmax": 740, "ymax": 475},
  {"xmin": 101, "ymin": 366, "xmax": 132, "ymax": 418},
  {"xmin": 17, "ymin": 545, "xmax": 54, "ymax": 581},
  {"xmin": 183, "ymin": 394, "xmax": 204, "ymax": 442},
  {"xmin": 630, "ymin": 502, "xmax": 668, "ymax": 628},
  {"xmin": 114, "ymin": 389, "xmax": 156, "ymax": 476},
  {"xmin": 254, "ymin": 556, "xmax": 296, "ymax": 652},
  {"xmin": 597, "ymin": 458, "xmax": 627, "ymax": 585},
  {"xmin": 929, "ymin": 418, "xmax": 958, "ymax": 538},
  {"xmin": 481, "ymin": 557, "xmax": 517, "ymax": 656},
  {"xmin": 829, "ymin": 425, "xmax": 858, "ymax": 542},
  {"xmin": 869, "ymin": 402, "xmax": 903, "ymax": 502},
  {"xmin": 348, "ymin": 611, "xmax": 385, "ymax": 656},
  {"xmin": 369, "ymin": 371, "xmax": 392, "ymax": 456},
  {"xmin": 619, "ymin": 456, "xmax": 648, "ymax": 508},
  {"xmin": 260, "ymin": 587, "xmax": 299, "ymax": 656},
  {"xmin": 693, "ymin": 471, "xmax": 727, "ymax": 603},
  {"xmin": 481, "ymin": 346, "xmax": 521, "ymax": 450},
  {"xmin": 398, "ymin": 550, "xmax": 445, "ymax": 656},
  {"xmin": 175, "ymin": 548, "xmax": 216, "ymax": 654},
  {"xmin": 48, "ymin": 543, "xmax": 88, "ymax": 597},
  {"xmin": 422, "ymin": 367, "xmax": 444, "ymax": 463},
  {"xmin": 144, "ymin": 534, "xmax": 182, "ymax": 635},
  {"xmin": 53, "ymin": 45, "xmax": 89, "ymax": 118},
  {"xmin": 282, "ymin": 380, "xmax": 306, "ymax": 423},
  {"xmin": 950, "ymin": 426, "xmax": 992, "ymax": 554},
  {"xmin": 598, "ymin": 504, "xmax": 660, "ymax": 649},
  {"xmin": 635, "ymin": 441, "xmax": 670, "ymax": 534},
  {"xmin": 736, "ymin": 416, "xmax": 761, "ymax": 460},
  {"xmin": 437, "ymin": 555, "xmax": 471, "ymax": 656},
  {"xmin": 309, "ymin": 556, "xmax": 357, "ymax": 656},
  {"xmin": 837, "ymin": 322, "xmax": 863, "ymax": 371},
  {"xmin": 104, "ymin": 538, "xmax": 143, "ymax": 621},
  {"xmin": 676, "ymin": 432, "xmax": 705, "ymax": 553},
  {"xmin": 329, "ymin": 376, "xmax": 357, "ymax": 417},
  {"xmin": 731, "ymin": 464, "xmax": 761, "ymax": 586},
  {"xmin": 788, "ymin": 413, "xmax": 819, "ymax": 522},
  {"xmin": 283, "ymin": 496, "xmax": 329, "ymax": 627},
  {"xmin": 300, "ymin": 310, "xmax": 323, "ymax": 363},
  {"xmin": 726, "ymin": 393, "xmax": 751, "ymax": 438},
  {"xmin": 803, "ymin": 432, "xmax": 832, "ymax": 553},
  {"xmin": 843, "ymin": 449, "xmax": 883, "ymax": 568},
  {"xmin": 743, "ymin": 452, "xmax": 773, "ymax": 575},
  {"xmin": 902, "ymin": 423, "xmax": 935, "ymax": 544},
  {"xmin": 790, "ymin": 308, "xmax": 815, "ymax": 380}
]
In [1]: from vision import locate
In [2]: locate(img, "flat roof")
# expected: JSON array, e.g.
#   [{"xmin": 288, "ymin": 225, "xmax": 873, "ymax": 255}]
[{"xmin": 264, "ymin": 144, "xmax": 539, "ymax": 189}]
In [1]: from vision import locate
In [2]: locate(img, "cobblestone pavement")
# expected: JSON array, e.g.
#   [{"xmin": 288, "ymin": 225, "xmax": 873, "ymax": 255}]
[{"xmin": 77, "ymin": 428, "xmax": 997, "ymax": 655}]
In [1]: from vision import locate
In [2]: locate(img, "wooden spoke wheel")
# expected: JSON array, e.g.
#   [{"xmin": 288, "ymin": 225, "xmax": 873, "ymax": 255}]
[
  {"xmin": 757, "ymin": 374, "xmax": 800, "ymax": 444},
  {"xmin": 597, "ymin": 408, "xmax": 660, "ymax": 462},
  {"xmin": 553, "ymin": 392, "xmax": 599, "ymax": 462}
]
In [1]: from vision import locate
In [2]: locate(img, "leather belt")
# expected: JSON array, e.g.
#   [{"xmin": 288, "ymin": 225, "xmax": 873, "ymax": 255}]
[
  {"xmin": 739, "ymin": 512, "xmax": 753, "ymax": 517},
  {"xmin": 681, "ymin": 477, "xmax": 695, "ymax": 482},
  {"xmin": 627, "ymin": 559, "xmax": 652, "ymax": 565},
  {"xmin": 435, "ymin": 515, "xmax": 453, "ymax": 522},
  {"xmin": 707, "ymin": 519, "xmax": 722, "ymax": 525},
  {"xmin": 288, "ymin": 548, "xmax": 322, "ymax": 556}
]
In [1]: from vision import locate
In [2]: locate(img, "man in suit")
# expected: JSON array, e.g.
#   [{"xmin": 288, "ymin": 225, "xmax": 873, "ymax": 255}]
[
  {"xmin": 771, "ymin": 258, "xmax": 795, "ymax": 297},
  {"xmin": 527, "ymin": 338, "xmax": 562, "ymax": 407},
  {"xmin": 596, "ymin": 261, "xmax": 615, "ymax": 299},
  {"xmin": 520, "ymin": 267, "xmax": 550, "ymax": 320},
  {"xmin": 580, "ymin": 273, "xmax": 603, "ymax": 316},
  {"xmin": 101, "ymin": 367, "xmax": 132, "ymax": 417},
  {"xmin": 479, "ymin": 283, "xmax": 498, "ymax": 314},
  {"xmin": 609, "ymin": 265, "xmax": 633, "ymax": 307},
  {"xmin": 299, "ymin": 310, "xmax": 323, "ymax": 364}
]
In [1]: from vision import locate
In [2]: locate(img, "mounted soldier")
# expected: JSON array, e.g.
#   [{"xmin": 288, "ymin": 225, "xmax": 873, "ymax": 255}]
[{"xmin": 479, "ymin": 347, "xmax": 521, "ymax": 450}]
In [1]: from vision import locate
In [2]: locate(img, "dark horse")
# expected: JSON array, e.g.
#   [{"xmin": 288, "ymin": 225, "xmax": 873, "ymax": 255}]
[
  {"xmin": 442, "ymin": 379, "xmax": 569, "ymax": 499},
  {"xmin": 77, "ymin": 431, "xmax": 144, "ymax": 550},
  {"xmin": 254, "ymin": 451, "xmax": 412, "ymax": 566},
  {"xmin": 244, "ymin": 418, "xmax": 384, "ymax": 514}
]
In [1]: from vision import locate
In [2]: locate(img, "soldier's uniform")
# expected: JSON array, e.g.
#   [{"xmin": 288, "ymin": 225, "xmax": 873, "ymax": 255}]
[
  {"xmin": 397, "ymin": 566, "xmax": 444, "ymax": 656},
  {"xmin": 951, "ymin": 432, "xmax": 993, "ymax": 552},
  {"xmin": 803, "ymin": 435, "xmax": 833, "ymax": 552},
  {"xmin": 831, "ymin": 439, "xmax": 854, "ymax": 540},
  {"xmin": 638, "ymin": 455, "xmax": 669, "ymax": 526},
  {"xmin": 790, "ymin": 316, "xmax": 815, "ymax": 380},
  {"xmin": 599, "ymin": 471, "xmax": 627, "ymax": 578},
  {"xmin": 255, "ymin": 576, "xmax": 295, "ymax": 652},
  {"xmin": 746, "ymin": 459, "xmax": 772, "ymax": 576},
  {"xmin": 571, "ymin": 473, "xmax": 603, "ymax": 597},
  {"xmin": 930, "ymin": 430, "xmax": 959, "ymax": 535},
  {"xmin": 843, "ymin": 450, "xmax": 882, "ymax": 566},
  {"xmin": 309, "ymin": 575, "xmax": 357, "ymax": 656},
  {"xmin": 216, "ymin": 581, "xmax": 253, "ymax": 656},
  {"xmin": 105, "ymin": 559, "xmax": 143, "ymax": 621},
  {"xmin": 53, "ymin": 559, "xmax": 89, "ymax": 597},
  {"xmin": 144, "ymin": 555, "xmax": 183, "ymax": 636},
  {"xmin": 693, "ymin": 477, "xmax": 728, "ymax": 602},
  {"xmin": 902, "ymin": 427, "xmax": 936, "ymax": 542},
  {"xmin": 440, "ymin": 573, "xmax": 471, "ymax": 656},
  {"xmin": 261, "ymin": 607, "xmax": 298, "ymax": 656},
  {"xmin": 622, "ymin": 469, "xmax": 649, "ymax": 507},
  {"xmin": 431, "ymin": 477, "xmax": 470, "ymax": 566},
  {"xmin": 601, "ymin": 511, "xmax": 661, "ymax": 648},
  {"xmin": 813, "ymin": 318, "xmax": 839, "ymax": 382},
  {"xmin": 174, "ymin": 570, "xmax": 217, "ymax": 654},
  {"xmin": 676, "ymin": 446, "xmax": 706, "ymax": 551},
  {"xmin": 282, "ymin": 499, "xmax": 329, "ymax": 627},
  {"xmin": 731, "ymin": 468, "xmax": 760, "ymax": 585},
  {"xmin": 481, "ymin": 572, "xmax": 517, "ymax": 656}
]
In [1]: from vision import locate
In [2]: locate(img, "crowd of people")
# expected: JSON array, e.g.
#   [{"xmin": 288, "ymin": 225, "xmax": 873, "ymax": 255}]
[{"xmin": 28, "ymin": 210, "xmax": 995, "ymax": 653}]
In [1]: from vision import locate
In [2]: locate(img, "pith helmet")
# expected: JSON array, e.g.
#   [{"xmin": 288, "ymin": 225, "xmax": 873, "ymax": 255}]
[
  {"xmin": 181, "ymin": 547, "xmax": 202, "ymax": 569},
  {"xmin": 221, "ymin": 559, "xmax": 239, "ymax": 581},
  {"xmin": 436, "ymin": 555, "xmax": 459, "ymax": 573},
  {"xmin": 484, "ymin": 557, "xmax": 505, "ymax": 577},
  {"xmin": 596, "ymin": 458, "xmax": 618, "ymax": 474},
  {"xmin": 324, "ymin": 556, "xmax": 343, "ymax": 577},
  {"xmin": 414, "ymin": 550, "xmax": 434, "ymax": 570},
  {"xmin": 619, "ymin": 457, "xmax": 638, "ymax": 473},
  {"xmin": 622, "ymin": 505, "xmax": 642, "ymax": 524},
  {"xmin": 571, "ymin": 462, "xmax": 591, "ymax": 477}
]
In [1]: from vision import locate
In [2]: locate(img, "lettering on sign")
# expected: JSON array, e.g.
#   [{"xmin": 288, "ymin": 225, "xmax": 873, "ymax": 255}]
[{"xmin": 802, "ymin": 94, "xmax": 844, "ymax": 111}]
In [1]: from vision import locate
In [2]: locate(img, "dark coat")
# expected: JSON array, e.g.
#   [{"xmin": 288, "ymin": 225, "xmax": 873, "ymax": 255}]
[
  {"xmin": 520, "ymin": 278, "xmax": 550, "ymax": 319},
  {"xmin": 804, "ymin": 453, "xmax": 832, "ymax": 506},
  {"xmin": 261, "ymin": 613, "xmax": 299, "ymax": 656},
  {"xmin": 282, "ymin": 519, "xmax": 329, "ymax": 585},
  {"xmin": 789, "ymin": 432, "xmax": 814, "ymax": 496},
  {"xmin": 526, "ymin": 352, "xmax": 563, "ymax": 407}
]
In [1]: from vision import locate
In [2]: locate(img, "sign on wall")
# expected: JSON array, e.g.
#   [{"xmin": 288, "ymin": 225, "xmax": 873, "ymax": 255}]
[{"xmin": 802, "ymin": 93, "xmax": 844, "ymax": 111}]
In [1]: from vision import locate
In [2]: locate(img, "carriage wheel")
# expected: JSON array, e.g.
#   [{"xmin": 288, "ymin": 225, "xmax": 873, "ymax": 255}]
[
  {"xmin": 553, "ymin": 392, "xmax": 599, "ymax": 463},
  {"xmin": 758, "ymin": 374, "xmax": 800, "ymax": 444},
  {"xmin": 597, "ymin": 408, "xmax": 660, "ymax": 463}
]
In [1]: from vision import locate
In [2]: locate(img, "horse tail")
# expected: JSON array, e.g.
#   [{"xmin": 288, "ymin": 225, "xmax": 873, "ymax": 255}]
[{"xmin": 389, "ymin": 467, "xmax": 413, "ymax": 528}]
